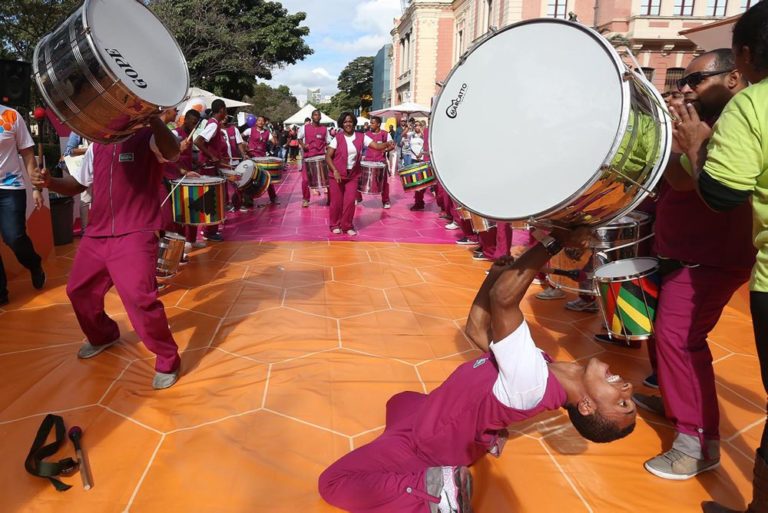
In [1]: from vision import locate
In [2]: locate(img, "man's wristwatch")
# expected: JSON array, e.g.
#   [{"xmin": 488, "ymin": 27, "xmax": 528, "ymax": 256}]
[{"xmin": 532, "ymin": 229, "xmax": 563, "ymax": 257}]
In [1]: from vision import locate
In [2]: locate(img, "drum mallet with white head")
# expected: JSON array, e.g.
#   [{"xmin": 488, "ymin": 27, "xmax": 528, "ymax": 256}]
[{"xmin": 68, "ymin": 426, "xmax": 93, "ymax": 490}]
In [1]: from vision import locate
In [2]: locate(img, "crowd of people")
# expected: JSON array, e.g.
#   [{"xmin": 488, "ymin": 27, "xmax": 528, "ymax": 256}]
[{"xmin": 0, "ymin": 2, "xmax": 767, "ymax": 511}]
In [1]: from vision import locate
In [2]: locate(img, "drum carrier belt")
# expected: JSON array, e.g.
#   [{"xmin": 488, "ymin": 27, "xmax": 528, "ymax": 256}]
[{"xmin": 24, "ymin": 414, "xmax": 78, "ymax": 491}]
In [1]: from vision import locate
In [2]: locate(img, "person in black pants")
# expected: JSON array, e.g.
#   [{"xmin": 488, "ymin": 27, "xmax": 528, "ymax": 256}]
[{"xmin": 0, "ymin": 105, "xmax": 46, "ymax": 305}]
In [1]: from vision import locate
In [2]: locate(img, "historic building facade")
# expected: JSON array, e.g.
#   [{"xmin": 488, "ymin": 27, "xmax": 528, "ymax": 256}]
[{"xmin": 390, "ymin": 0, "xmax": 757, "ymax": 107}]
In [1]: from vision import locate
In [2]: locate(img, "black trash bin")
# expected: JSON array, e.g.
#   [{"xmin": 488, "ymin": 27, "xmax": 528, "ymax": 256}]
[{"xmin": 49, "ymin": 193, "xmax": 74, "ymax": 246}]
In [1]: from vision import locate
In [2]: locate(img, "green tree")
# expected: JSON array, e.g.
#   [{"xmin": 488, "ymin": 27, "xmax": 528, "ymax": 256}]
[
  {"xmin": 243, "ymin": 83, "xmax": 299, "ymax": 123},
  {"xmin": 317, "ymin": 91, "xmax": 358, "ymax": 122},
  {"xmin": 337, "ymin": 56, "xmax": 374, "ymax": 112},
  {"xmin": 0, "ymin": 0, "xmax": 81, "ymax": 59},
  {"xmin": 151, "ymin": 0, "xmax": 313, "ymax": 99}
]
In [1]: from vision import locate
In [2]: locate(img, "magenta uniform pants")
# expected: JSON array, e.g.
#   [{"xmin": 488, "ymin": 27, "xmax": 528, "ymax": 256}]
[
  {"xmin": 478, "ymin": 223, "xmax": 511, "ymax": 260},
  {"xmin": 66, "ymin": 232, "xmax": 181, "ymax": 373},
  {"xmin": 319, "ymin": 391, "xmax": 438, "ymax": 513},
  {"xmin": 301, "ymin": 160, "xmax": 311, "ymax": 201},
  {"xmin": 655, "ymin": 265, "xmax": 750, "ymax": 446},
  {"xmin": 329, "ymin": 174, "xmax": 359, "ymax": 231}
]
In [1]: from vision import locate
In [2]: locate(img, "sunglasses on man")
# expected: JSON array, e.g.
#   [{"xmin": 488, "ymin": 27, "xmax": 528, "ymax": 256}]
[{"xmin": 677, "ymin": 69, "xmax": 733, "ymax": 91}]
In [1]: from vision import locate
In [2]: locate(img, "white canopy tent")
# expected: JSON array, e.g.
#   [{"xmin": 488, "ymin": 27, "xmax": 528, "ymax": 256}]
[
  {"xmin": 356, "ymin": 116, "xmax": 370, "ymax": 127},
  {"xmin": 679, "ymin": 15, "xmax": 740, "ymax": 51},
  {"xmin": 186, "ymin": 87, "xmax": 251, "ymax": 109},
  {"xmin": 284, "ymin": 104, "xmax": 336, "ymax": 127},
  {"xmin": 369, "ymin": 102, "xmax": 431, "ymax": 119}
]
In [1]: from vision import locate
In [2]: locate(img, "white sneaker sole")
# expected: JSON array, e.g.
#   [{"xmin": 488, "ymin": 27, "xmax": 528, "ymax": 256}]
[{"xmin": 644, "ymin": 459, "xmax": 719, "ymax": 481}]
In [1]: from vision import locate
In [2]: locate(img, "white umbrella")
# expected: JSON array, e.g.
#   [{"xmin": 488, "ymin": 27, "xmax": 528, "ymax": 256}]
[
  {"xmin": 679, "ymin": 15, "xmax": 740, "ymax": 51},
  {"xmin": 356, "ymin": 115, "xmax": 370, "ymax": 126},
  {"xmin": 369, "ymin": 102, "xmax": 431, "ymax": 119},
  {"xmin": 187, "ymin": 87, "xmax": 251, "ymax": 108}
]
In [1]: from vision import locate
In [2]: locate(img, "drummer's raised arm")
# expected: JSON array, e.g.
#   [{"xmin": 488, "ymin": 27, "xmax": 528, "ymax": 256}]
[{"xmin": 150, "ymin": 115, "xmax": 179, "ymax": 162}]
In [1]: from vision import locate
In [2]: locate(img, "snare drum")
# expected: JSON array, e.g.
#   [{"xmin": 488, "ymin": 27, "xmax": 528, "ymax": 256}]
[
  {"xmin": 156, "ymin": 232, "xmax": 186, "ymax": 279},
  {"xmin": 170, "ymin": 176, "xmax": 225, "ymax": 225},
  {"xmin": 305, "ymin": 155, "xmax": 329, "ymax": 189},
  {"xmin": 33, "ymin": 0, "xmax": 189, "ymax": 144},
  {"xmin": 253, "ymin": 157, "xmax": 284, "ymax": 184},
  {"xmin": 594, "ymin": 257, "xmax": 660, "ymax": 341},
  {"xmin": 222, "ymin": 160, "xmax": 256, "ymax": 190},
  {"xmin": 430, "ymin": 19, "xmax": 671, "ymax": 226},
  {"xmin": 399, "ymin": 161, "xmax": 435, "ymax": 192},
  {"xmin": 358, "ymin": 161, "xmax": 387, "ymax": 194}
]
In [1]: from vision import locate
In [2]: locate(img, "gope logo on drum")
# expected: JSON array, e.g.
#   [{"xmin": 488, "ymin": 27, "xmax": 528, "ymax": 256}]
[
  {"xmin": 104, "ymin": 48, "xmax": 148, "ymax": 89},
  {"xmin": 446, "ymin": 83, "xmax": 468, "ymax": 119}
]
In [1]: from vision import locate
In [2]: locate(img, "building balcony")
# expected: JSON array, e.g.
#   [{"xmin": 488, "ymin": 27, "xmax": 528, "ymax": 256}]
[
  {"xmin": 622, "ymin": 15, "xmax": 722, "ymax": 43},
  {"xmin": 396, "ymin": 69, "xmax": 412, "ymax": 89}
]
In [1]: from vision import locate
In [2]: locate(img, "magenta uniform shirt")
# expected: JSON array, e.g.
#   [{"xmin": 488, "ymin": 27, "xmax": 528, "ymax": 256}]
[
  {"xmin": 364, "ymin": 130, "xmax": 389, "ymax": 163},
  {"xmin": 654, "ymin": 181, "xmax": 755, "ymax": 269},
  {"xmin": 304, "ymin": 124, "xmax": 328, "ymax": 158},
  {"xmin": 248, "ymin": 128, "xmax": 271, "ymax": 158}
]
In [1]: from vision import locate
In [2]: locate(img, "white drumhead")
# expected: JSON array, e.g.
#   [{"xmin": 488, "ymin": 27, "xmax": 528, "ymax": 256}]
[
  {"xmin": 163, "ymin": 232, "xmax": 186, "ymax": 241},
  {"xmin": 431, "ymin": 19, "xmax": 625, "ymax": 220},
  {"xmin": 361, "ymin": 161, "xmax": 386, "ymax": 168},
  {"xmin": 235, "ymin": 160, "xmax": 256, "ymax": 176},
  {"xmin": 593, "ymin": 257, "xmax": 658, "ymax": 279},
  {"xmin": 87, "ymin": 0, "xmax": 188, "ymax": 106},
  {"xmin": 174, "ymin": 176, "xmax": 225, "ymax": 186},
  {"xmin": 305, "ymin": 155, "xmax": 325, "ymax": 163}
]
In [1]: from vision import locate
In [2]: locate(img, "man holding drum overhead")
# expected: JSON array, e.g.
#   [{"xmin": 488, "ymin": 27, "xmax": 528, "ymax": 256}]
[
  {"xmin": 319, "ymin": 227, "xmax": 636, "ymax": 513},
  {"xmin": 32, "ymin": 115, "xmax": 183, "ymax": 390}
]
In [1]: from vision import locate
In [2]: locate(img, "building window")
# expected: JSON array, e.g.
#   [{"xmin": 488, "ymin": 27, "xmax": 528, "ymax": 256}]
[
  {"xmin": 641, "ymin": 67, "xmax": 655, "ymax": 82},
  {"xmin": 456, "ymin": 28, "xmax": 465, "ymax": 60},
  {"xmin": 665, "ymin": 68, "xmax": 685, "ymax": 90},
  {"xmin": 741, "ymin": 0, "xmax": 760, "ymax": 10},
  {"xmin": 547, "ymin": 0, "xmax": 568, "ymax": 19},
  {"xmin": 674, "ymin": 0, "xmax": 695, "ymax": 15},
  {"xmin": 640, "ymin": 0, "xmax": 662, "ymax": 15},
  {"xmin": 708, "ymin": 0, "xmax": 727, "ymax": 15}
]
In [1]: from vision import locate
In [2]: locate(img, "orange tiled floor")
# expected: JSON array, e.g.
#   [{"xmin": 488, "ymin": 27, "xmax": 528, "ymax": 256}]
[{"xmin": 0, "ymin": 240, "xmax": 760, "ymax": 512}]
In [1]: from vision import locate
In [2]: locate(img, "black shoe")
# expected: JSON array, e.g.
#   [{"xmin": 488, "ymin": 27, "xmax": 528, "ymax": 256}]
[
  {"xmin": 643, "ymin": 373, "xmax": 659, "ymax": 389},
  {"xmin": 31, "ymin": 267, "xmax": 46, "ymax": 290},
  {"xmin": 410, "ymin": 204, "xmax": 425, "ymax": 211},
  {"xmin": 202, "ymin": 232, "xmax": 223, "ymax": 242}
]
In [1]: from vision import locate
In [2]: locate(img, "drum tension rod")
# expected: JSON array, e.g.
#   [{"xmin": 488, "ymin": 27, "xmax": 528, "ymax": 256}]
[{"xmin": 603, "ymin": 166, "xmax": 659, "ymax": 199}]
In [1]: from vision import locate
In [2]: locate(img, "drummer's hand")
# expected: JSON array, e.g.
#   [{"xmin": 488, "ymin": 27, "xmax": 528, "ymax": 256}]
[
  {"xmin": 185, "ymin": 171, "xmax": 201, "ymax": 178},
  {"xmin": 670, "ymin": 103, "xmax": 711, "ymax": 156},
  {"xmin": 333, "ymin": 169, "xmax": 342, "ymax": 183},
  {"xmin": 31, "ymin": 167, "xmax": 50, "ymax": 189},
  {"xmin": 180, "ymin": 139, "xmax": 192, "ymax": 152},
  {"xmin": 32, "ymin": 189, "xmax": 43, "ymax": 210},
  {"xmin": 551, "ymin": 226, "xmax": 592, "ymax": 250}
]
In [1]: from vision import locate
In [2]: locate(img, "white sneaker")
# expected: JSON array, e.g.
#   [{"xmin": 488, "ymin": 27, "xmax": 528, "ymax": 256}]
[
  {"xmin": 383, "ymin": 202, "xmax": 391, "ymax": 209},
  {"xmin": 346, "ymin": 229, "xmax": 358, "ymax": 236},
  {"xmin": 445, "ymin": 222, "xmax": 459, "ymax": 230},
  {"xmin": 192, "ymin": 241, "xmax": 206, "ymax": 249},
  {"xmin": 332, "ymin": 228, "xmax": 342, "ymax": 234},
  {"xmin": 184, "ymin": 242, "xmax": 192, "ymax": 252},
  {"xmin": 535, "ymin": 288, "xmax": 566, "ymax": 300},
  {"xmin": 565, "ymin": 298, "xmax": 598, "ymax": 312}
]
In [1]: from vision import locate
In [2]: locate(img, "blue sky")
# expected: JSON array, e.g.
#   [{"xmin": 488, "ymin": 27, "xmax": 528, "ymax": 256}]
[{"xmin": 267, "ymin": 0, "xmax": 402, "ymax": 104}]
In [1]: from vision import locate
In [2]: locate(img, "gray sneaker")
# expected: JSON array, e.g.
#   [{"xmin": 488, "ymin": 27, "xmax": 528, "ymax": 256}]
[
  {"xmin": 644, "ymin": 448, "xmax": 720, "ymax": 480},
  {"xmin": 632, "ymin": 393, "xmax": 666, "ymax": 416},
  {"xmin": 152, "ymin": 368, "xmax": 180, "ymax": 390},
  {"xmin": 77, "ymin": 339, "xmax": 119, "ymax": 359},
  {"xmin": 425, "ymin": 466, "xmax": 473, "ymax": 513}
]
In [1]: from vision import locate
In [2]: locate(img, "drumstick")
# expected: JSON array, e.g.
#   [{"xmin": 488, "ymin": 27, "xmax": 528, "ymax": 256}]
[
  {"xmin": 161, "ymin": 174, "xmax": 187, "ymax": 207},
  {"xmin": 542, "ymin": 267, "xmax": 590, "ymax": 282}
]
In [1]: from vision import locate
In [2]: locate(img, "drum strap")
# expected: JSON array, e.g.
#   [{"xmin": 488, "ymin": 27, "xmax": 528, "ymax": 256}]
[{"xmin": 24, "ymin": 414, "xmax": 78, "ymax": 491}]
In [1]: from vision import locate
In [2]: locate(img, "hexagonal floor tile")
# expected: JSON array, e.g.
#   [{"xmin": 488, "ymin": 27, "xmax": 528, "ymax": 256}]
[
  {"xmin": 341, "ymin": 310, "xmax": 471, "ymax": 363},
  {"xmin": 266, "ymin": 350, "xmax": 421, "ymax": 435},
  {"xmin": 0, "ymin": 346, "xmax": 127, "ymax": 422},
  {"xmin": 226, "ymin": 282, "xmax": 284, "ymax": 318},
  {"xmin": 285, "ymin": 282, "xmax": 389, "ymax": 319},
  {"xmin": 223, "ymin": 243, "xmax": 294, "ymax": 266},
  {"xmin": 417, "ymin": 263, "xmax": 487, "ymax": 289},
  {"xmin": 214, "ymin": 307, "xmax": 339, "ymax": 363},
  {"xmin": 101, "ymin": 349, "xmax": 267, "ymax": 432},
  {"xmin": 0, "ymin": 406, "xmax": 162, "ymax": 513},
  {"xmin": 245, "ymin": 261, "xmax": 332, "ymax": 289},
  {"xmin": 292, "ymin": 245, "xmax": 371, "ymax": 266},
  {"xmin": 175, "ymin": 280, "xmax": 244, "ymax": 318},
  {"xmin": 130, "ymin": 411, "xmax": 348, "ymax": 513},
  {"xmin": 0, "ymin": 304, "xmax": 83, "ymax": 353},
  {"xmin": 333, "ymin": 261, "xmax": 423, "ymax": 289},
  {"xmin": 370, "ymin": 247, "xmax": 449, "ymax": 268}
]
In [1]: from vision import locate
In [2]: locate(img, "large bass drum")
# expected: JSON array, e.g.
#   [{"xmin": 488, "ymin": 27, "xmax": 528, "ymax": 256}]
[
  {"xmin": 33, "ymin": 0, "xmax": 189, "ymax": 144},
  {"xmin": 430, "ymin": 19, "xmax": 671, "ymax": 227}
]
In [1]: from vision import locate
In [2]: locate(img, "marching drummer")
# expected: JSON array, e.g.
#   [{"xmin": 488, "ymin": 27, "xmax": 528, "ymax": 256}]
[
  {"xmin": 326, "ymin": 112, "xmax": 395, "ymax": 236},
  {"xmin": 247, "ymin": 115, "xmax": 280, "ymax": 206},
  {"xmin": 363, "ymin": 116, "xmax": 393, "ymax": 209},
  {"xmin": 165, "ymin": 108, "xmax": 201, "ymax": 248},
  {"xmin": 193, "ymin": 98, "xmax": 228, "ymax": 242},
  {"xmin": 221, "ymin": 115, "xmax": 248, "ymax": 212},
  {"xmin": 31, "ymin": 114, "xmax": 183, "ymax": 390},
  {"xmin": 299, "ymin": 109, "xmax": 330, "ymax": 208}
]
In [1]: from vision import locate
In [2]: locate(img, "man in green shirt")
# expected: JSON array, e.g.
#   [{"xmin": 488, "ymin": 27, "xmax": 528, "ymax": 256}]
[{"xmin": 673, "ymin": 3, "xmax": 768, "ymax": 511}]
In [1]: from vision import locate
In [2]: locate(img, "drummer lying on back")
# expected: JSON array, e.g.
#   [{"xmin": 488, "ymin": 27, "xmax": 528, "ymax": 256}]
[{"xmin": 319, "ymin": 226, "xmax": 637, "ymax": 512}]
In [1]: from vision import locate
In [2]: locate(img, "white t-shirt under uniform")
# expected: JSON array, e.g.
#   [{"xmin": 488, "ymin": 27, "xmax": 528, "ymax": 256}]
[
  {"xmin": 489, "ymin": 320, "xmax": 549, "ymax": 409},
  {"xmin": 329, "ymin": 134, "xmax": 373, "ymax": 170},
  {"xmin": 0, "ymin": 106, "xmax": 34, "ymax": 190}
]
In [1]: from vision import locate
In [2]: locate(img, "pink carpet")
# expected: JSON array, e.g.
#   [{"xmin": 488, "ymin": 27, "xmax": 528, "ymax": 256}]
[{"xmin": 218, "ymin": 161, "xmax": 459, "ymax": 244}]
